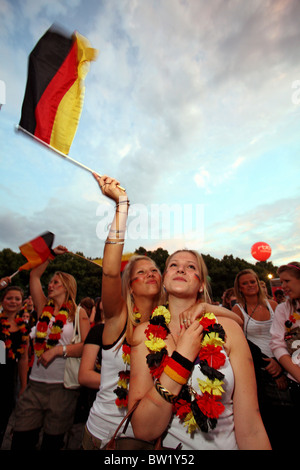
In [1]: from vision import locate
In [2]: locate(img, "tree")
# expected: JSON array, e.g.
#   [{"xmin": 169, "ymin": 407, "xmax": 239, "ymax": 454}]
[
  {"xmin": 0, "ymin": 247, "xmax": 278, "ymax": 304},
  {"xmin": 0, "ymin": 249, "xmax": 102, "ymax": 302}
]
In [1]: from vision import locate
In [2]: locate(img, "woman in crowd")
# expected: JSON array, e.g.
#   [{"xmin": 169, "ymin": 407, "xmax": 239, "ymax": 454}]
[
  {"xmin": 270, "ymin": 262, "xmax": 300, "ymax": 447},
  {"xmin": 0, "ymin": 286, "xmax": 29, "ymax": 447},
  {"xmin": 82, "ymin": 175, "xmax": 163, "ymax": 449},
  {"xmin": 232, "ymin": 269, "xmax": 290, "ymax": 449},
  {"xmin": 82, "ymin": 174, "xmax": 241, "ymax": 450},
  {"xmin": 129, "ymin": 250, "xmax": 271, "ymax": 449},
  {"xmin": 11, "ymin": 246, "xmax": 90, "ymax": 450},
  {"xmin": 222, "ymin": 287, "xmax": 237, "ymax": 310}
]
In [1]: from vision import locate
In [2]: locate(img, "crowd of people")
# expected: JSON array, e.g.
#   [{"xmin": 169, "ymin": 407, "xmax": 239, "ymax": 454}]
[{"xmin": 0, "ymin": 175, "xmax": 299, "ymax": 451}]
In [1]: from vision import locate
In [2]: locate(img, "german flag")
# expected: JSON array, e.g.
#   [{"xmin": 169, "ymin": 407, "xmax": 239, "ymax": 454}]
[
  {"xmin": 93, "ymin": 253, "xmax": 134, "ymax": 272},
  {"xmin": 19, "ymin": 231, "xmax": 56, "ymax": 271},
  {"xmin": 19, "ymin": 24, "xmax": 98, "ymax": 155}
]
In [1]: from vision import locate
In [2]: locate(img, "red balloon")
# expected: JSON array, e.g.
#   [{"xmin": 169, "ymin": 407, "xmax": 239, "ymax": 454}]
[{"xmin": 251, "ymin": 242, "xmax": 272, "ymax": 261}]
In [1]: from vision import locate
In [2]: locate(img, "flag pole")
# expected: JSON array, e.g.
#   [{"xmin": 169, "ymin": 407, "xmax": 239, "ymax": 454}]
[
  {"xmin": 68, "ymin": 251, "xmax": 102, "ymax": 268},
  {"xmin": 0, "ymin": 270, "xmax": 19, "ymax": 288},
  {"xmin": 16, "ymin": 125, "xmax": 126, "ymax": 191}
]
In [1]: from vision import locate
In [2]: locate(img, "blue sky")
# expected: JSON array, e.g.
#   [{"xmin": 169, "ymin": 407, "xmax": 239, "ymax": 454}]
[{"xmin": 0, "ymin": 0, "xmax": 300, "ymax": 267}]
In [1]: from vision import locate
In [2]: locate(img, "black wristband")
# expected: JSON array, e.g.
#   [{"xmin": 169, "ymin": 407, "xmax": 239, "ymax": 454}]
[{"xmin": 171, "ymin": 351, "xmax": 193, "ymax": 372}]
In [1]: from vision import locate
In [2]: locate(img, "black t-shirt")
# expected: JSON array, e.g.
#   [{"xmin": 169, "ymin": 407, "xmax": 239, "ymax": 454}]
[{"xmin": 84, "ymin": 323, "xmax": 104, "ymax": 373}]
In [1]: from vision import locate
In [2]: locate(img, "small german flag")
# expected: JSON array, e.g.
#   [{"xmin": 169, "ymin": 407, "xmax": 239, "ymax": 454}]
[
  {"xmin": 19, "ymin": 231, "xmax": 56, "ymax": 271},
  {"xmin": 19, "ymin": 24, "xmax": 98, "ymax": 155}
]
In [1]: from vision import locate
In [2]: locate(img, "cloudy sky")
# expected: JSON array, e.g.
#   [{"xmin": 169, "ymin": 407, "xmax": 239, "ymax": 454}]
[{"xmin": 1, "ymin": 0, "xmax": 300, "ymax": 268}]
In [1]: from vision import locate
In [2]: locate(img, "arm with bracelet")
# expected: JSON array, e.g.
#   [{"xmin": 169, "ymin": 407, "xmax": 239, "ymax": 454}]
[
  {"xmin": 128, "ymin": 250, "xmax": 271, "ymax": 450},
  {"xmin": 93, "ymin": 174, "xmax": 130, "ymax": 343},
  {"xmin": 128, "ymin": 313, "xmax": 203, "ymax": 442}
]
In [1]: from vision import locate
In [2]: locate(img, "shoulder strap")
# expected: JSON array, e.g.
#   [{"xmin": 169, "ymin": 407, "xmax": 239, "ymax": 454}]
[
  {"xmin": 73, "ymin": 306, "xmax": 81, "ymax": 340},
  {"xmin": 104, "ymin": 401, "xmax": 162, "ymax": 450}
]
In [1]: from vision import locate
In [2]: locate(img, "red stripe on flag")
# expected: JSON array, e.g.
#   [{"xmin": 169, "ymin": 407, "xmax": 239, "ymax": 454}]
[{"xmin": 34, "ymin": 40, "xmax": 78, "ymax": 146}]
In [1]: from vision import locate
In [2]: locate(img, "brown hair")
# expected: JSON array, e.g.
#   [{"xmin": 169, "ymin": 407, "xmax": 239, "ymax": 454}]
[
  {"xmin": 277, "ymin": 262, "xmax": 300, "ymax": 279},
  {"xmin": 277, "ymin": 261, "xmax": 300, "ymax": 310},
  {"xmin": 1, "ymin": 285, "xmax": 24, "ymax": 302}
]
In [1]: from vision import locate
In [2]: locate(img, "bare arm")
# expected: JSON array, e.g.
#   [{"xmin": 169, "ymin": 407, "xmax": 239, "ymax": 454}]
[
  {"xmin": 277, "ymin": 354, "xmax": 300, "ymax": 383},
  {"xmin": 29, "ymin": 245, "xmax": 68, "ymax": 317},
  {"xmin": 129, "ymin": 321, "xmax": 203, "ymax": 441},
  {"xmin": 37, "ymin": 307, "xmax": 90, "ymax": 367},
  {"xmin": 18, "ymin": 338, "xmax": 29, "ymax": 395},
  {"xmin": 93, "ymin": 174, "xmax": 129, "ymax": 342},
  {"xmin": 223, "ymin": 318, "xmax": 271, "ymax": 449},
  {"xmin": 180, "ymin": 302, "xmax": 243, "ymax": 327},
  {"xmin": 78, "ymin": 343, "xmax": 101, "ymax": 389}
]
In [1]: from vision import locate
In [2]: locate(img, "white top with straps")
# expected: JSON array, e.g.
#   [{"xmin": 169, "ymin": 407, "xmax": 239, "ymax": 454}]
[
  {"xmin": 86, "ymin": 330, "xmax": 134, "ymax": 445},
  {"xmin": 29, "ymin": 318, "xmax": 74, "ymax": 384},
  {"xmin": 235, "ymin": 301, "xmax": 274, "ymax": 357},
  {"xmin": 163, "ymin": 346, "xmax": 238, "ymax": 450}
]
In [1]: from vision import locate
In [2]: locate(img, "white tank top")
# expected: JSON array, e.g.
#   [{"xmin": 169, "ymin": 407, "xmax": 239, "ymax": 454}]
[
  {"xmin": 236, "ymin": 301, "xmax": 274, "ymax": 357},
  {"xmin": 163, "ymin": 346, "xmax": 238, "ymax": 450},
  {"xmin": 29, "ymin": 317, "xmax": 74, "ymax": 384},
  {"xmin": 86, "ymin": 330, "xmax": 135, "ymax": 445}
]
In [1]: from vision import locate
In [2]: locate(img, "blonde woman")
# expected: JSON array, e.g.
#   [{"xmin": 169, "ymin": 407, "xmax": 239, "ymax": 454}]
[
  {"xmin": 11, "ymin": 246, "xmax": 90, "ymax": 450},
  {"xmin": 82, "ymin": 176, "xmax": 246, "ymax": 450},
  {"xmin": 232, "ymin": 268, "xmax": 290, "ymax": 449},
  {"xmin": 129, "ymin": 250, "xmax": 271, "ymax": 450},
  {"xmin": 82, "ymin": 175, "xmax": 163, "ymax": 449}
]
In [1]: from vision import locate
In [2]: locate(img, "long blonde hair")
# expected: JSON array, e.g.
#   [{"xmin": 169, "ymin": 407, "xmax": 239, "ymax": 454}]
[
  {"xmin": 121, "ymin": 255, "xmax": 163, "ymax": 344},
  {"xmin": 234, "ymin": 269, "xmax": 266, "ymax": 306},
  {"xmin": 163, "ymin": 249, "xmax": 211, "ymax": 303},
  {"xmin": 51, "ymin": 271, "xmax": 77, "ymax": 321}
]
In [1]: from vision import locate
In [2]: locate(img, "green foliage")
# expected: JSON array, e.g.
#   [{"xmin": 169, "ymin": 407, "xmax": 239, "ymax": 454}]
[
  {"xmin": 0, "ymin": 246, "xmax": 278, "ymax": 304},
  {"xmin": 0, "ymin": 249, "xmax": 102, "ymax": 301}
]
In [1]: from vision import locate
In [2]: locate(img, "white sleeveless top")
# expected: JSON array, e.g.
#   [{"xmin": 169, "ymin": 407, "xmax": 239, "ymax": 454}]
[
  {"xmin": 86, "ymin": 329, "xmax": 135, "ymax": 445},
  {"xmin": 163, "ymin": 347, "xmax": 238, "ymax": 450},
  {"xmin": 29, "ymin": 317, "xmax": 74, "ymax": 384},
  {"xmin": 236, "ymin": 301, "xmax": 274, "ymax": 357}
]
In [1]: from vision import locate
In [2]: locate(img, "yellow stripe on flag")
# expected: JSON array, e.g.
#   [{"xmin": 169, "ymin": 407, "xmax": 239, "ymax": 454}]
[{"xmin": 50, "ymin": 32, "xmax": 98, "ymax": 154}]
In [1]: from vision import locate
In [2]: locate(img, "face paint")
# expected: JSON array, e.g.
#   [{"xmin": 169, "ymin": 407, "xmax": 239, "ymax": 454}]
[
  {"xmin": 130, "ymin": 277, "xmax": 141, "ymax": 285},
  {"xmin": 194, "ymin": 273, "xmax": 201, "ymax": 282}
]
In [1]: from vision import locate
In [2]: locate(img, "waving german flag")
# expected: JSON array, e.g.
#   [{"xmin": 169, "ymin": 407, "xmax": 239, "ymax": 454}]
[
  {"xmin": 19, "ymin": 231, "xmax": 56, "ymax": 271},
  {"xmin": 19, "ymin": 24, "xmax": 98, "ymax": 155}
]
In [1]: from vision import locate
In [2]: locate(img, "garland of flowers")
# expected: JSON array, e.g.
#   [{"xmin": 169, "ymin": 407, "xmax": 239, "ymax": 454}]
[
  {"xmin": 145, "ymin": 306, "xmax": 226, "ymax": 434},
  {"xmin": 114, "ymin": 307, "xmax": 141, "ymax": 408},
  {"xmin": 33, "ymin": 300, "xmax": 69, "ymax": 358},
  {"xmin": 285, "ymin": 310, "xmax": 300, "ymax": 330},
  {"xmin": 0, "ymin": 313, "xmax": 29, "ymax": 360}
]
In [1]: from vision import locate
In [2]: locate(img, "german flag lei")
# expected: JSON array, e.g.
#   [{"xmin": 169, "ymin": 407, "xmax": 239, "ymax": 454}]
[
  {"xmin": 145, "ymin": 306, "xmax": 226, "ymax": 434},
  {"xmin": 34, "ymin": 300, "xmax": 69, "ymax": 357},
  {"xmin": 114, "ymin": 307, "xmax": 141, "ymax": 408},
  {"xmin": 0, "ymin": 313, "xmax": 29, "ymax": 360}
]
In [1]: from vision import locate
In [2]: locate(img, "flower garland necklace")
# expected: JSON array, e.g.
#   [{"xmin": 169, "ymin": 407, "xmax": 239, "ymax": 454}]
[
  {"xmin": 144, "ymin": 306, "xmax": 226, "ymax": 434},
  {"xmin": 34, "ymin": 300, "xmax": 70, "ymax": 357},
  {"xmin": 0, "ymin": 313, "xmax": 29, "ymax": 360},
  {"xmin": 285, "ymin": 310, "xmax": 300, "ymax": 330},
  {"xmin": 114, "ymin": 306, "xmax": 141, "ymax": 409}
]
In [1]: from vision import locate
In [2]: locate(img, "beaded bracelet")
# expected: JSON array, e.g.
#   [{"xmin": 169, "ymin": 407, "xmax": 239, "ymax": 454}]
[
  {"xmin": 163, "ymin": 351, "xmax": 193, "ymax": 385},
  {"xmin": 105, "ymin": 240, "xmax": 125, "ymax": 245},
  {"xmin": 154, "ymin": 379, "xmax": 178, "ymax": 404}
]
